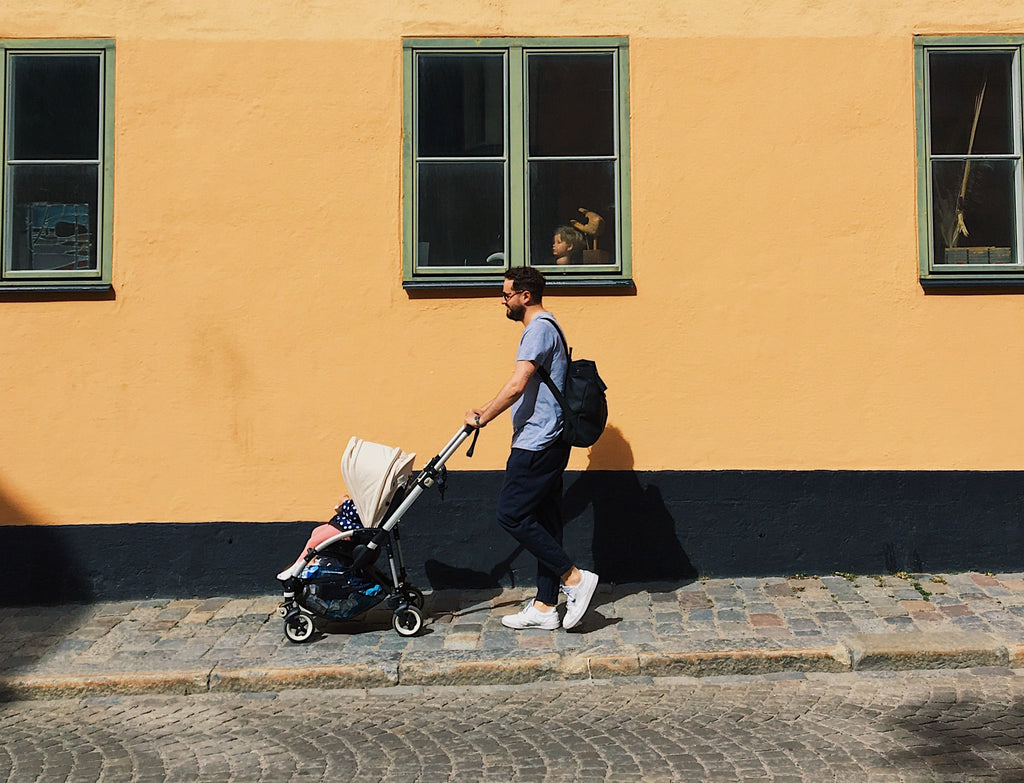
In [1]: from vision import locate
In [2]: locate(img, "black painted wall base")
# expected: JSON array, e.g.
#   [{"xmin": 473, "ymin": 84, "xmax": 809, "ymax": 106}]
[{"xmin": 2, "ymin": 470, "xmax": 1022, "ymax": 605}]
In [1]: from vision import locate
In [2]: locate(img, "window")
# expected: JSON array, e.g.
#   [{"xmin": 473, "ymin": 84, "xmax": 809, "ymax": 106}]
[
  {"xmin": 1, "ymin": 40, "xmax": 113, "ymax": 291},
  {"xmin": 916, "ymin": 37, "xmax": 1024, "ymax": 287},
  {"xmin": 403, "ymin": 38, "xmax": 631, "ymax": 288}
]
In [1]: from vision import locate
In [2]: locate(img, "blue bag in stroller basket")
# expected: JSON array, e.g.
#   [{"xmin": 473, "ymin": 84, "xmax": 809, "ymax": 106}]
[{"xmin": 301, "ymin": 555, "xmax": 383, "ymax": 620}]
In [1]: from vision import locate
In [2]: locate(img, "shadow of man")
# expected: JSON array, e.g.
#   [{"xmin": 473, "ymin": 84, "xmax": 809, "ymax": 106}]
[{"xmin": 563, "ymin": 426, "xmax": 698, "ymax": 586}]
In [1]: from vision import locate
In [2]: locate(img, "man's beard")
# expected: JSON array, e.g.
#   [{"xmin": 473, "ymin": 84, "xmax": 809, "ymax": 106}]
[{"xmin": 505, "ymin": 304, "xmax": 526, "ymax": 322}]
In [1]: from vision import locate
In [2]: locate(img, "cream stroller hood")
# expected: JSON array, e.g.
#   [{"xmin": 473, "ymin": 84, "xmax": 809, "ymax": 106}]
[{"xmin": 341, "ymin": 437, "xmax": 416, "ymax": 528}]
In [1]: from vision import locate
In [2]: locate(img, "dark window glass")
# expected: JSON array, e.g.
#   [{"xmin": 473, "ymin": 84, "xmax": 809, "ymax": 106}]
[
  {"xmin": 929, "ymin": 51, "xmax": 1013, "ymax": 156},
  {"xmin": 931, "ymin": 158, "xmax": 1016, "ymax": 264},
  {"xmin": 10, "ymin": 54, "xmax": 100, "ymax": 161},
  {"xmin": 529, "ymin": 160, "xmax": 616, "ymax": 266},
  {"xmin": 528, "ymin": 53, "xmax": 615, "ymax": 158},
  {"xmin": 928, "ymin": 50, "xmax": 1018, "ymax": 266},
  {"xmin": 409, "ymin": 44, "xmax": 624, "ymax": 278},
  {"xmin": 8, "ymin": 164, "xmax": 99, "ymax": 271},
  {"xmin": 417, "ymin": 161, "xmax": 505, "ymax": 267},
  {"xmin": 417, "ymin": 54, "xmax": 505, "ymax": 158}
]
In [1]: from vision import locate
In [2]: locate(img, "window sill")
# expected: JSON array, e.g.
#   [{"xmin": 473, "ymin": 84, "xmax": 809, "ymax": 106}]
[
  {"xmin": 920, "ymin": 274, "xmax": 1024, "ymax": 291},
  {"xmin": 404, "ymin": 277, "xmax": 635, "ymax": 293},
  {"xmin": 0, "ymin": 282, "xmax": 114, "ymax": 298}
]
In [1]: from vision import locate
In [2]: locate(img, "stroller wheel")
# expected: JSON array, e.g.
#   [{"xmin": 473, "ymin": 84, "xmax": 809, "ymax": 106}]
[
  {"xmin": 392, "ymin": 605, "xmax": 424, "ymax": 637},
  {"xmin": 283, "ymin": 611, "xmax": 316, "ymax": 643}
]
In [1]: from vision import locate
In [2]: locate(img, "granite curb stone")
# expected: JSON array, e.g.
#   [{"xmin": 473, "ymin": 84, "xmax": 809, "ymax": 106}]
[{"xmin": 837, "ymin": 631, "xmax": 1007, "ymax": 670}]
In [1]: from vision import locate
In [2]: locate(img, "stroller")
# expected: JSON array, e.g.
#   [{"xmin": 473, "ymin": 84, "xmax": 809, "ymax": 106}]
[{"xmin": 277, "ymin": 425, "xmax": 478, "ymax": 642}]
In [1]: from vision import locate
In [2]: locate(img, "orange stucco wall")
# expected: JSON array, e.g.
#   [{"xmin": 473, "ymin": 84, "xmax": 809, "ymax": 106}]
[{"xmin": 3, "ymin": 1, "xmax": 1024, "ymax": 526}]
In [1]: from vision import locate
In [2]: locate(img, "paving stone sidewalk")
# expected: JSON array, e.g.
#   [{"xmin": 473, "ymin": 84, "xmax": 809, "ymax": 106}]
[{"xmin": 2, "ymin": 571, "xmax": 1024, "ymax": 700}]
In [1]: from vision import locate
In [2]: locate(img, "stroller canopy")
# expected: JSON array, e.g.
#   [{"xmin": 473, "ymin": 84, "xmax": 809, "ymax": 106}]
[{"xmin": 341, "ymin": 437, "xmax": 416, "ymax": 528}]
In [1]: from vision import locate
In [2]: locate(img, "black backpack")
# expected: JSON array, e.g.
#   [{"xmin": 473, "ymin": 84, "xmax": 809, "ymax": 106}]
[{"xmin": 534, "ymin": 317, "xmax": 608, "ymax": 448}]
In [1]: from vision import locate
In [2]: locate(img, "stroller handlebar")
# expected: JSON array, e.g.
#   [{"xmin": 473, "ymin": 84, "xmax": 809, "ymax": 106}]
[{"xmin": 349, "ymin": 422, "xmax": 480, "ymax": 570}]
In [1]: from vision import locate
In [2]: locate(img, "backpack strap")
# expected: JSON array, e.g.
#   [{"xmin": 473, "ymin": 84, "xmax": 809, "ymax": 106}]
[{"xmin": 533, "ymin": 315, "xmax": 570, "ymax": 412}]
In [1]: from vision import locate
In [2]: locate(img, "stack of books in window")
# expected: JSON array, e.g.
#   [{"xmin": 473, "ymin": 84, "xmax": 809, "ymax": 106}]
[{"xmin": 944, "ymin": 247, "xmax": 1013, "ymax": 265}]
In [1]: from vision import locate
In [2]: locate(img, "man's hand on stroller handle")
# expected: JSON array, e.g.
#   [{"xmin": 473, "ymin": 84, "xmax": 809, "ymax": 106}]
[{"xmin": 465, "ymin": 409, "xmax": 486, "ymax": 429}]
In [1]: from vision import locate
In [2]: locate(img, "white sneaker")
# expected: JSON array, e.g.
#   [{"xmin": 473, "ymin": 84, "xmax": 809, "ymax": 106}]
[
  {"xmin": 561, "ymin": 570, "xmax": 598, "ymax": 629},
  {"xmin": 501, "ymin": 600, "xmax": 560, "ymax": 631}
]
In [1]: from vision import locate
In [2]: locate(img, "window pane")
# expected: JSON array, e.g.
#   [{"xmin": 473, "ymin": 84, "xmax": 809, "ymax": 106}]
[
  {"xmin": 528, "ymin": 52, "xmax": 615, "ymax": 158},
  {"xmin": 417, "ymin": 54, "xmax": 504, "ymax": 158},
  {"xmin": 931, "ymin": 158, "xmax": 1016, "ymax": 264},
  {"xmin": 929, "ymin": 51, "xmax": 1014, "ymax": 156},
  {"xmin": 9, "ymin": 54, "xmax": 101, "ymax": 161},
  {"xmin": 417, "ymin": 161, "xmax": 504, "ymax": 267},
  {"xmin": 529, "ymin": 160, "xmax": 616, "ymax": 266},
  {"xmin": 7, "ymin": 164, "xmax": 99, "ymax": 271}
]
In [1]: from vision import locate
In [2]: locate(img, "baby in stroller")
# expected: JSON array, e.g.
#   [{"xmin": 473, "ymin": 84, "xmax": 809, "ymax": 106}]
[{"xmin": 277, "ymin": 495, "xmax": 364, "ymax": 582}]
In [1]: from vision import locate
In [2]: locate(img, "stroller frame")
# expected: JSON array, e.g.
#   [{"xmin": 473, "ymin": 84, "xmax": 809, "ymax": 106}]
[{"xmin": 278, "ymin": 425, "xmax": 478, "ymax": 641}]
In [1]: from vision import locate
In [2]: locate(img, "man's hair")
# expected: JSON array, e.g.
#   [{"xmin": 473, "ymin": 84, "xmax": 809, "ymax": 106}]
[{"xmin": 505, "ymin": 266, "xmax": 546, "ymax": 302}]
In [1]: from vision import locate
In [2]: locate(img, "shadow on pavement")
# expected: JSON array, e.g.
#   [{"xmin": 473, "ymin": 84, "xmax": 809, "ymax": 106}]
[{"xmin": 882, "ymin": 693, "xmax": 1024, "ymax": 779}]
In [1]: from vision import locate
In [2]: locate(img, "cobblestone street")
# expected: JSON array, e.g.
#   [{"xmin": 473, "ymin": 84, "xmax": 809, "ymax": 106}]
[{"xmin": 3, "ymin": 669, "xmax": 1024, "ymax": 782}]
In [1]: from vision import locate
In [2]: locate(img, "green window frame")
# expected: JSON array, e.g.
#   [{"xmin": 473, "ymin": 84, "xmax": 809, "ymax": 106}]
[
  {"xmin": 403, "ymin": 37, "xmax": 632, "ymax": 290},
  {"xmin": 1, "ymin": 39, "xmax": 114, "ymax": 292},
  {"xmin": 915, "ymin": 36, "xmax": 1024, "ymax": 288}
]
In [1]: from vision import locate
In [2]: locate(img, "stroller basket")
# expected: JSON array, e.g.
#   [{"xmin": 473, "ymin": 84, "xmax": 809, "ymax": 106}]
[{"xmin": 301, "ymin": 553, "xmax": 384, "ymax": 620}]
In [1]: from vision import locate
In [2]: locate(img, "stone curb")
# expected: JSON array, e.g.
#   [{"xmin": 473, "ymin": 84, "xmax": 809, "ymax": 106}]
[
  {"xmin": 0, "ymin": 670, "xmax": 212, "ymax": 701},
  {"xmin": 209, "ymin": 663, "xmax": 399, "ymax": 693},
  {"xmin": 400, "ymin": 653, "xmax": 575, "ymax": 687},
  {"xmin": 2, "ymin": 632, "xmax": 1020, "ymax": 701},
  {"xmin": 636, "ymin": 647, "xmax": 848, "ymax": 678},
  {"xmin": 836, "ymin": 632, "xmax": 1007, "ymax": 671},
  {"xmin": 1010, "ymin": 643, "xmax": 1024, "ymax": 667}
]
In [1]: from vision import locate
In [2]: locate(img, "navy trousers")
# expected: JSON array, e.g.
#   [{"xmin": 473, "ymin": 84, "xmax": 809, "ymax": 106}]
[{"xmin": 496, "ymin": 442, "xmax": 573, "ymax": 606}]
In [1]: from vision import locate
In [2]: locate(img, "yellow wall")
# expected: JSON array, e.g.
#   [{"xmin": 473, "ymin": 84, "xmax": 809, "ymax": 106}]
[{"xmin": 4, "ymin": 1, "xmax": 1024, "ymax": 526}]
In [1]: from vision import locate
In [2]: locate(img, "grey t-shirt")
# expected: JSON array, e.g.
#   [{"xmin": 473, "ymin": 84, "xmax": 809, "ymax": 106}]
[{"xmin": 510, "ymin": 313, "xmax": 568, "ymax": 451}]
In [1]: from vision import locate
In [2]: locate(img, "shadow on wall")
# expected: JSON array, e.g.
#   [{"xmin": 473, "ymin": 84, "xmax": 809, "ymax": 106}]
[
  {"xmin": 563, "ymin": 426, "xmax": 699, "ymax": 584},
  {"xmin": 423, "ymin": 425, "xmax": 698, "ymax": 592},
  {"xmin": 0, "ymin": 477, "xmax": 93, "ymax": 700},
  {"xmin": 0, "ymin": 477, "xmax": 92, "ymax": 605}
]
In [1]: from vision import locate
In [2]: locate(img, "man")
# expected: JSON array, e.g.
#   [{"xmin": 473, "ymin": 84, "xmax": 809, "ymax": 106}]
[{"xmin": 465, "ymin": 266, "xmax": 599, "ymax": 630}]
